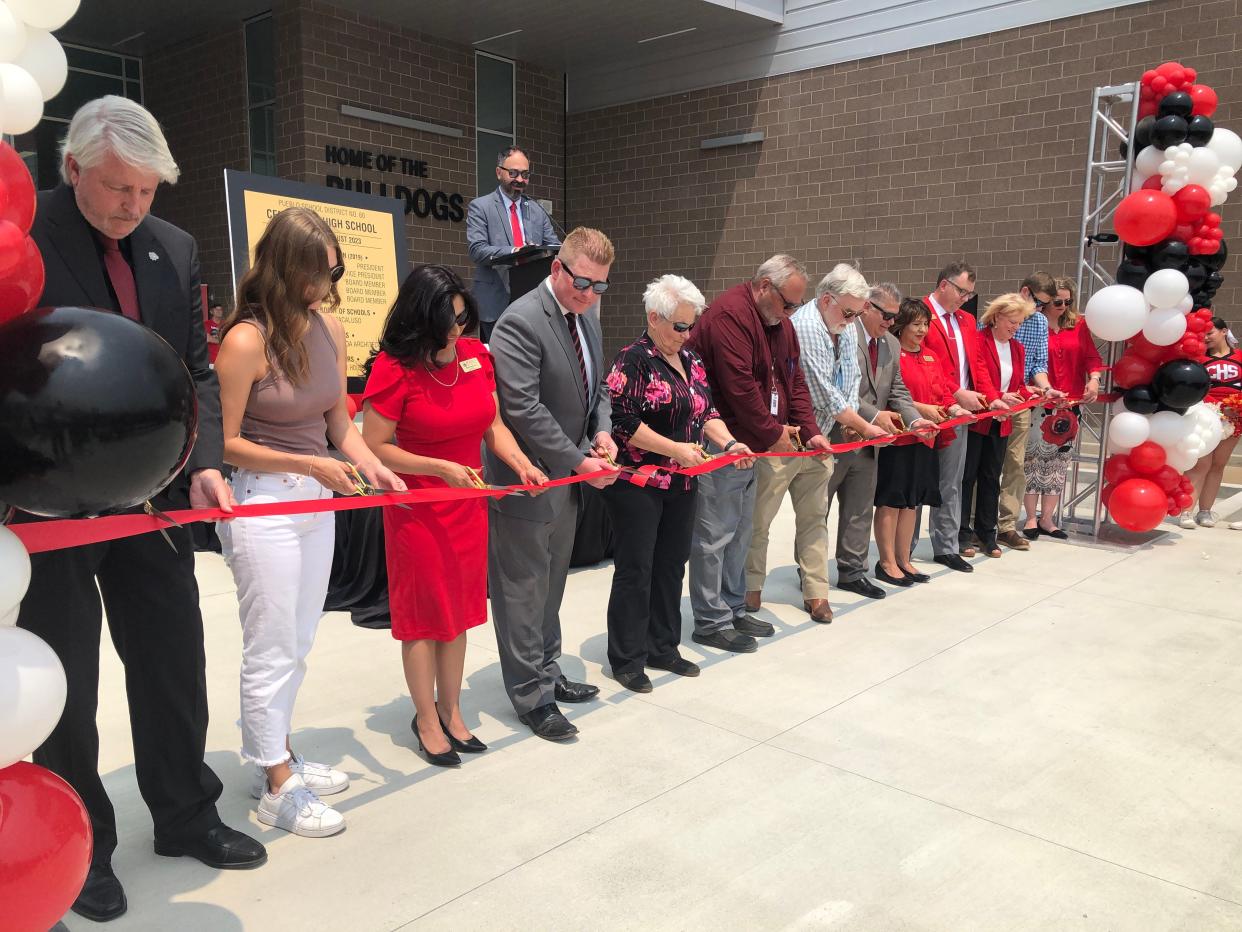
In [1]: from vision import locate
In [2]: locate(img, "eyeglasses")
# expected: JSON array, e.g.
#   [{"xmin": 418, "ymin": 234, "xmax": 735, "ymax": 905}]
[
  {"xmin": 671, "ymin": 321, "xmax": 695, "ymax": 333},
  {"xmin": 557, "ymin": 259, "xmax": 610, "ymax": 294},
  {"xmin": 944, "ymin": 279, "xmax": 976, "ymax": 301},
  {"xmin": 869, "ymin": 300, "xmax": 899, "ymax": 322},
  {"xmin": 1030, "ymin": 295, "xmax": 1052, "ymax": 311},
  {"xmin": 501, "ymin": 167, "xmax": 531, "ymax": 180},
  {"xmin": 454, "ymin": 309, "xmax": 470, "ymax": 327},
  {"xmin": 329, "ymin": 264, "xmax": 346, "ymax": 283},
  {"xmin": 770, "ymin": 281, "xmax": 799, "ymax": 311},
  {"xmin": 1052, "ymin": 298, "xmax": 1073, "ymax": 308}
]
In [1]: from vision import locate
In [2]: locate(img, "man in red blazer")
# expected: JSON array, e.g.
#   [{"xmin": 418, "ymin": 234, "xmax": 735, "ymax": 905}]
[{"xmin": 918, "ymin": 261, "xmax": 1008, "ymax": 572}]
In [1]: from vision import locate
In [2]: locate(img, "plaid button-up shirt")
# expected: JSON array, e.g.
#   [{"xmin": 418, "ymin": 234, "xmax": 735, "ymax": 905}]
[
  {"xmin": 791, "ymin": 300, "xmax": 861, "ymax": 436},
  {"xmin": 1011, "ymin": 311, "xmax": 1049, "ymax": 383}
]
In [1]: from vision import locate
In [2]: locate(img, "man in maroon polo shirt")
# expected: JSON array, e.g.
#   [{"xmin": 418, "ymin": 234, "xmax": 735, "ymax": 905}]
[{"xmin": 685, "ymin": 255, "xmax": 831, "ymax": 653}]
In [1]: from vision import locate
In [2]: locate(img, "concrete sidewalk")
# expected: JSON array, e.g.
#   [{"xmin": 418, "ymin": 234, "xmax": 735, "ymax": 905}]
[{"xmin": 69, "ymin": 488, "xmax": 1242, "ymax": 931}]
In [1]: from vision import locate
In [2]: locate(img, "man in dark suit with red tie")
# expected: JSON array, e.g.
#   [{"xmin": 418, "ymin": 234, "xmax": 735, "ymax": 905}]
[
  {"xmin": 15, "ymin": 96, "xmax": 265, "ymax": 923},
  {"xmin": 919, "ymin": 261, "xmax": 1008, "ymax": 572}
]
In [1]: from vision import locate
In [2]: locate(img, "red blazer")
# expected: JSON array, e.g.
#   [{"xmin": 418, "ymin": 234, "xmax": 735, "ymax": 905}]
[
  {"xmin": 921, "ymin": 296, "xmax": 998, "ymax": 402},
  {"xmin": 972, "ymin": 333, "xmax": 1033, "ymax": 437}
]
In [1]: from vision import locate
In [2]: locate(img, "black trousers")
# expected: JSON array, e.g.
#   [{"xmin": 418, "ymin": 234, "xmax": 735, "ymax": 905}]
[
  {"xmin": 15, "ymin": 518, "xmax": 223, "ymax": 865},
  {"xmin": 478, "ymin": 319, "xmax": 495, "ymax": 344},
  {"xmin": 602, "ymin": 480, "xmax": 697, "ymax": 676},
  {"xmin": 961, "ymin": 423, "xmax": 1007, "ymax": 548}
]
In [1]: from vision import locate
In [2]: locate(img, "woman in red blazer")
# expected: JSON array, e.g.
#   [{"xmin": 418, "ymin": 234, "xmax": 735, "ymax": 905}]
[{"xmin": 960, "ymin": 294, "xmax": 1036, "ymax": 558}]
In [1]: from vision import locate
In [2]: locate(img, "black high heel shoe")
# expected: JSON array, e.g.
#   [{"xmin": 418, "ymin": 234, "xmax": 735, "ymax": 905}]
[
  {"xmin": 874, "ymin": 562, "xmax": 913, "ymax": 587},
  {"xmin": 900, "ymin": 567, "xmax": 931, "ymax": 583},
  {"xmin": 439, "ymin": 716, "xmax": 487, "ymax": 753},
  {"xmin": 412, "ymin": 715, "xmax": 460, "ymax": 767}
]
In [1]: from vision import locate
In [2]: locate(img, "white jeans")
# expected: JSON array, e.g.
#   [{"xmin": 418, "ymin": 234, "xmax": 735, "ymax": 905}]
[{"xmin": 218, "ymin": 469, "xmax": 335, "ymax": 767}]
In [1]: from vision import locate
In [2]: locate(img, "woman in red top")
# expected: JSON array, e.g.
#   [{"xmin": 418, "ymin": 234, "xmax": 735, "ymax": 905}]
[
  {"xmin": 1183, "ymin": 317, "xmax": 1242, "ymax": 528},
  {"xmin": 873, "ymin": 299, "xmax": 967, "ymax": 585},
  {"xmin": 961, "ymin": 294, "xmax": 1034, "ymax": 558},
  {"xmin": 362, "ymin": 265, "xmax": 547, "ymax": 766},
  {"xmin": 1023, "ymin": 277, "xmax": 1103, "ymax": 539}
]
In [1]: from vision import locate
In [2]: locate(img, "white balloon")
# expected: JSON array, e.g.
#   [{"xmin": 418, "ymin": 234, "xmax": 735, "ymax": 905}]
[
  {"xmin": 0, "ymin": 1, "xmax": 26, "ymax": 62},
  {"xmin": 0, "ymin": 627, "xmax": 66, "ymax": 770},
  {"xmin": 1177, "ymin": 295, "xmax": 1194, "ymax": 314},
  {"xmin": 1166, "ymin": 447, "xmax": 1198, "ymax": 472},
  {"xmin": 0, "ymin": 605, "xmax": 16, "ymax": 627},
  {"xmin": 0, "ymin": 61, "xmax": 41, "ymax": 133},
  {"xmin": 1143, "ymin": 307, "xmax": 1187, "ymax": 346},
  {"xmin": 1148, "ymin": 410, "xmax": 1191, "ymax": 450},
  {"xmin": 1206, "ymin": 127, "xmax": 1242, "ymax": 174},
  {"xmin": 1158, "ymin": 160, "xmax": 1176, "ymax": 177},
  {"xmin": 1186, "ymin": 147, "xmax": 1221, "ymax": 186},
  {"xmin": 1163, "ymin": 178, "xmax": 1186, "ymax": 195},
  {"xmin": 0, "ymin": 525, "xmax": 29, "ymax": 617},
  {"xmin": 1085, "ymin": 285, "xmax": 1149, "ymax": 342},
  {"xmin": 1108, "ymin": 411, "xmax": 1151, "ymax": 449},
  {"xmin": 4, "ymin": 0, "xmax": 78, "ymax": 32},
  {"xmin": 13, "ymin": 28, "xmax": 64, "ymax": 100},
  {"xmin": 1137, "ymin": 145, "xmax": 1166, "ymax": 177},
  {"xmin": 1143, "ymin": 268, "xmax": 1190, "ymax": 309}
]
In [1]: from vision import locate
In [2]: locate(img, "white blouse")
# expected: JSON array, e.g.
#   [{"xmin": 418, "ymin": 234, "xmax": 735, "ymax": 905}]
[{"xmin": 994, "ymin": 336, "xmax": 1013, "ymax": 391}]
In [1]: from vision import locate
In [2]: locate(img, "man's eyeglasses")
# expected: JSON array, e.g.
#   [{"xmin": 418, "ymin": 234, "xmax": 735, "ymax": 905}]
[
  {"xmin": 770, "ymin": 281, "xmax": 799, "ymax": 312},
  {"xmin": 501, "ymin": 167, "xmax": 531, "ymax": 180},
  {"xmin": 558, "ymin": 259, "xmax": 610, "ymax": 294},
  {"xmin": 1052, "ymin": 298, "xmax": 1073, "ymax": 308},
  {"xmin": 329, "ymin": 264, "xmax": 346, "ymax": 283},
  {"xmin": 945, "ymin": 279, "xmax": 976, "ymax": 301},
  {"xmin": 869, "ymin": 300, "xmax": 899, "ymax": 322}
]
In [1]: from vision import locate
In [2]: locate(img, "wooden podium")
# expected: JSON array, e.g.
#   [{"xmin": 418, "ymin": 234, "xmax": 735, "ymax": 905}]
[{"xmin": 488, "ymin": 244, "xmax": 560, "ymax": 305}]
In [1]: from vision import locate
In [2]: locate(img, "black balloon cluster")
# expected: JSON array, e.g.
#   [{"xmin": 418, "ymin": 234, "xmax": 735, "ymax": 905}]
[
  {"xmin": 1117, "ymin": 239, "xmax": 1227, "ymax": 305},
  {"xmin": 1130, "ymin": 359, "xmax": 1212, "ymax": 415},
  {"xmin": 1123, "ymin": 92, "xmax": 1215, "ymax": 157}
]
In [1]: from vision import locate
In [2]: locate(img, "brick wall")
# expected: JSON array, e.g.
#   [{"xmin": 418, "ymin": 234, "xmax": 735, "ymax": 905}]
[{"xmin": 565, "ymin": 0, "xmax": 1242, "ymax": 358}]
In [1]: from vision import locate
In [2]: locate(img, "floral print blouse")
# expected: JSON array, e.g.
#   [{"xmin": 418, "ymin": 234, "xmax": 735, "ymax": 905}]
[{"xmin": 606, "ymin": 333, "xmax": 720, "ymax": 491}]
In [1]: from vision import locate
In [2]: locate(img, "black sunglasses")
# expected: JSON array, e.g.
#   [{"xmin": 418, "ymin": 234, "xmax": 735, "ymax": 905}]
[
  {"xmin": 1030, "ymin": 295, "xmax": 1052, "ymax": 311},
  {"xmin": 329, "ymin": 264, "xmax": 346, "ymax": 283},
  {"xmin": 1052, "ymin": 298, "xmax": 1074, "ymax": 308},
  {"xmin": 771, "ymin": 281, "xmax": 799, "ymax": 311},
  {"xmin": 671, "ymin": 320, "xmax": 695, "ymax": 333},
  {"xmin": 558, "ymin": 259, "xmax": 609, "ymax": 294},
  {"xmin": 453, "ymin": 309, "xmax": 470, "ymax": 327},
  {"xmin": 869, "ymin": 300, "xmax": 899, "ymax": 322}
]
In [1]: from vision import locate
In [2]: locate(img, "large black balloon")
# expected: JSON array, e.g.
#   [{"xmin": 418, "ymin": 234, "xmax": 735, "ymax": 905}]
[
  {"xmin": 1122, "ymin": 384, "xmax": 1160, "ymax": 415},
  {"xmin": 1158, "ymin": 91, "xmax": 1193, "ymax": 119},
  {"xmin": 1152, "ymin": 359, "xmax": 1210, "ymax": 410},
  {"xmin": 1123, "ymin": 117, "xmax": 1155, "ymax": 159},
  {"xmin": 1200, "ymin": 239, "xmax": 1228, "ymax": 271},
  {"xmin": 1204, "ymin": 269, "xmax": 1224, "ymax": 292},
  {"xmin": 0, "ymin": 307, "xmax": 198, "ymax": 518},
  {"xmin": 1116, "ymin": 258, "xmax": 1151, "ymax": 289},
  {"xmin": 1148, "ymin": 238, "xmax": 1190, "ymax": 271},
  {"xmin": 1151, "ymin": 114, "xmax": 1189, "ymax": 149},
  {"xmin": 1186, "ymin": 115, "xmax": 1215, "ymax": 147},
  {"xmin": 1122, "ymin": 243, "xmax": 1151, "ymax": 263},
  {"xmin": 1184, "ymin": 261, "xmax": 1208, "ymax": 292}
]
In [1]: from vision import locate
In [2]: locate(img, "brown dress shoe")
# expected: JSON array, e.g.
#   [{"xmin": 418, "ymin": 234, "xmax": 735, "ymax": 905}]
[
  {"xmin": 744, "ymin": 590, "xmax": 762, "ymax": 612},
  {"xmin": 997, "ymin": 530, "xmax": 1030, "ymax": 550},
  {"xmin": 803, "ymin": 599, "xmax": 833, "ymax": 623}
]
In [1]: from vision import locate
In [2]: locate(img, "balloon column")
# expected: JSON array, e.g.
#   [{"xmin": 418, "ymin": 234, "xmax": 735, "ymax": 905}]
[
  {"xmin": 1087, "ymin": 61, "xmax": 1236, "ymax": 532},
  {"xmin": 0, "ymin": 526, "xmax": 93, "ymax": 931}
]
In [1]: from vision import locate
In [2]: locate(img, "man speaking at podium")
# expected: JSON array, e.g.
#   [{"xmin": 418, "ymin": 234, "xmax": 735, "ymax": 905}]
[{"xmin": 467, "ymin": 145, "xmax": 561, "ymax": 342}]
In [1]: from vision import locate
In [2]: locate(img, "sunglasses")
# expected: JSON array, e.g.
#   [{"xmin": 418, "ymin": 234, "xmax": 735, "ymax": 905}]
[
  {"xmin": 501, "ymin": 167, "xmax": 531, "ymax": 180},
  {"xmin": 671, "ymin": 320, "xmax": 695, "ymax": 333},
  {"xmin": 771, "ymin": 281, "xmax": 799, "ymax": 311},
  {"xmin": 869, "ymin": 300, "xmax": 899, "ymax": 322},
  {"xmin": 558, "ymin": 259, "xmax": 610, "ymax": 294},
  {"xmin": 453, "ymin": 309, "xmax": 470, "ymax": 327},
  {"xmin": 329, "ymin": 264, "xmax": 346, "ymax": 283},
  {"xmin": 1052, "ymin": 298, "xmax": 1073, "ymax": 308},
  {"xmin": 1030, "ymin": 296, "xmax": 1052, "ymax": 311}
]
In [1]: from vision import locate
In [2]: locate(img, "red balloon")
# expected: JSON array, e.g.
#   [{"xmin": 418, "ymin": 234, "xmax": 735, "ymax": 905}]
[
  {"xmin": 1141, "ymin": 175, "xmax": 1163, "ymax": 191},
  {"xmin": 1141, "ymin": 70, "xmax": 1157, "ymax": 87},
  {"xmin": 1172, "ymin": 184, "xmax": 1211, "ymax": 223},
  {"xmin": 1152, "ymin": 76, "xmax": 1170, "ymax": 96},
  {"xmin": 1156, "ymin": 61, "xmax": 1187, "ymax": 86},
  {"xmin": 1103, "ymin": 453, "xmax": 1136, "ymax": 485},
  {"xmin": 0, "ymin": 762, "xmax": 93, "ymax": 932},
  {"xmin": 1127, "ymin": 332, "xmax": 1168, "ymax": 362},
  {"xmin": 0, "ymin": 236, "xmax": 45, "ymax": 326},
  {"xmin": 1185, "ymin": 67, "xmax": 1197, "ymax": 83},
  {"xmin": 1109, "ymin": 478, "xmax": 1168, "ymax": 532},
  {"xmin": 1153, "ymin": 464, "xmax": 1182, "ymax": 492},
  {"xmin": 1188, "ymin": 83, "xmax": 1217, "ymax": 116},
  {"xmin": 1175, "ymin": 491, "xmax": 1194, "ymax": 509},
  {"xmin": 0, "ymin": 142, "xmax": 35, "ymax": 234},
  {"xmin": 1114, "ymin": 190, "xmax": 1178, "ymax": 246},
  {"xmin": 1173, "ymin": 223, "xmax": 1196, "ymax": 242},
  {"xmin": 346, "ymin": 394, "xmax": 359, "ymax": 419},
  {"xmin": 0, "ymin": 219, "xmax": 24, "ymax": 277},
  {"xmin": 1129, "ymin": 440, "xmax": 1167, "ymax": 475},
  {"xmin": 1186, "ymin": 314, "xmax": 1209, "ymax": 333},
  {"xmin": 1138, "ymin": 99, "xmax": 1159, "ymax": 120},
  {"xmin": 1111, "ymin": 352, "xmax": 1158, "ymax": 389},
  {"xmin": 1101, "ymin": 483, "xmax": 1116, "ymax": 508}
]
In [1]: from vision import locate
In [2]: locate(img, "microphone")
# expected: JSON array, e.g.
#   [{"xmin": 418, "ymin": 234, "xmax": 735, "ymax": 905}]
[{"xmin": 522, "ymin": 193, "xmax": 569, "ymax": 244}]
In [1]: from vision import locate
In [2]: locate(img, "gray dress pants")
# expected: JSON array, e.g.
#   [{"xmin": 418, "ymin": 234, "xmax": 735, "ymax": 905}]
[
  {"xmin": 929, "ymin": 424, "xmax": 969, "ymax": 556},
  {"xmin": 821, "ymin": 449, "xmax": 879, "ymax": 582},
  {"xmin": 688, "ymin": 456, "xmax": 757, "ymax": 634}
]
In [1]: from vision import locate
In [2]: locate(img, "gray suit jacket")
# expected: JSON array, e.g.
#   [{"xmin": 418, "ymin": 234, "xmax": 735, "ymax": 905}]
[
  {"xmin": 466, "ymin": 188, "xmax": 560, "ymax": 324},
  {"xmin": 841, "ymin": 320, "xmax": 920, "ymax": 452},
  {"xmin": 484, "ymin": 282, "xmax": 612, "ymax": 521}
]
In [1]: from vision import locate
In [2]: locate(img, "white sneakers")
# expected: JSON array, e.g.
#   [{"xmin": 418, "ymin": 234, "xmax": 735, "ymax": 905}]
[
  {"xmin": 250, "ymin": 753, "xmax": 349, "ymax": 799},
  {"xmin": 257, "ymin": 774, "xmax": 345, "ymax": 838},
  {"xmin": 1195, "ymin": 510, "xmax": 1219, "ymax": 527},
  {"xmin": 1178, "ymin": 513, "xmax": 1197, "ymax": 529}
]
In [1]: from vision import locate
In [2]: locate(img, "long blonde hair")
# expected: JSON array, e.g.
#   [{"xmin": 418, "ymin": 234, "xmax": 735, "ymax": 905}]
[
  {"xmin": 225, "ymin": 207, "xmax": 342, "ymax": 386},
  {"xmin": 1054, "ymin": 276, "xmax": 1079, "ymax": 329}
]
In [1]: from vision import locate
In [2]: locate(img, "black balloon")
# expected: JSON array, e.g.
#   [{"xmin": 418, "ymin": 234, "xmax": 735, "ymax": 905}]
[
  {"xmin": 1157, "ymin": 402, "xmax": 1190, "ymax": 415},
  {"xmin": 1116, "ymin": 258, "xmax": 1151, "ymax": 289},
  {"xmin": 0, "ymin": 307, "xmax": 198, "ymax": 518},
  {"xmin": 1125, "ymin": 116, "xmax": 1155, "ymax": 159},
  {"xmin": 1122, "ymin": 243, "xmax": 1151, "ymax": 263},
  {"xmin": 1152, "ymin": 359, "xmax": 1210, "ymax": 410},
  {"xmin": 1151, "ymin": 114, "xmax": 1189, "ymax": 149},
  {"xmin": 1148, "ymin": 238, "xmax": 1190, "ymax": 271},
  {"xmin": 1184, "ymin": 261, "xmax": 1208, "ymax": 292},
  {"xmin": 1122, "ymin": 384, "xmax": 1160, "ymax": 415},
  {"xmin": 1186, "ymin": 115, "xmax": 1214, "ymax": 147},
  {"xmin": 1200, "ymin": 239, "xmax": 1228, "ymax": 271},
  {"xmin": 1158, "ymin": 91, "xmax": 1194, "ymax": 119},
  {"xmin": 1204, "ymin": 269, "xmax": 1224, "ymax": 292}
]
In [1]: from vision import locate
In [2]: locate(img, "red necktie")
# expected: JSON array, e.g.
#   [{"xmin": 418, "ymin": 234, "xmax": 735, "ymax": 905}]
[
  {"xmin": 101, "ymin": 237, "xmax": 141, "ymax": 322},
  {"xmin": 869, "ymin": 337, "xmax": 879, "ymax": 375},
  {"xmin": 565, "ymin": 312, "xmax": 589, "ymax": 398},
  {"xmin": 509, "ymin": 200, "xmax": 524, "ymax": 248}
]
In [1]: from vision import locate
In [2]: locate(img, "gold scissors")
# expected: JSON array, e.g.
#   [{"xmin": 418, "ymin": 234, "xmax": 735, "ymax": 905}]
[
  {"xmin": 346, "ymin": 461, "xmax": 413, "ymax": 510},
  {"xmin": 693, "ymin": 443, "xmax": 716, "ymax": 462}
]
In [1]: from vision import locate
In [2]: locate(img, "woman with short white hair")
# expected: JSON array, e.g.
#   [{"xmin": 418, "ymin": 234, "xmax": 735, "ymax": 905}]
[{"xmin": 601, "ymin": 274, "xmax": 755, "ymax": 693}]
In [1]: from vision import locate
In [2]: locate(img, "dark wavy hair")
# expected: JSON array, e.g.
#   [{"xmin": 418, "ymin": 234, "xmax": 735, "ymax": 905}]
[
  {"xmin": 891, "ymin": 297, "xmax": 931, "ymax": 338},
  {"xmin": 365, "ymin": 264, "xmax": 479, "ymax": 376}
]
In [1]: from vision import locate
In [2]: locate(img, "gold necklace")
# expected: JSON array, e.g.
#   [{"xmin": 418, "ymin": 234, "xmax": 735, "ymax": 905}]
[{"xmin": 423, "ymin": 352, "xmax": 460, "ymax": 387}]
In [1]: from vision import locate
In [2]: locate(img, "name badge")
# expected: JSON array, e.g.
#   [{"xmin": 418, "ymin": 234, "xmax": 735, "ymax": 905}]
[
  {"xmin": 460, "ymin": 358, "xmax": 482, "ymax": 373},
  {"xmin": 770, "ymin": 390, "xmax": 779, "ymax": 416}
]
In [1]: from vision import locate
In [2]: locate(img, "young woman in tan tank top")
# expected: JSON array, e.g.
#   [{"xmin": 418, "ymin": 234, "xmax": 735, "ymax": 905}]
[{"xmin": 214, "ymin": 207, "xmax": 403, "ymax": 839}]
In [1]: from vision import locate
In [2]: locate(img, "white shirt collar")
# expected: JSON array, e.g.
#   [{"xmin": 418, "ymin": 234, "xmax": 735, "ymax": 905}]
[
  {"xmin": 544, "ymin": 277, "xmax": 572, "ymax": 317},
  {"xmin": 928, "ymin": 293, "xmax": 951, "ymax": 319},
  {"xmin": 499, "ymin": 188, "xmax": 521, "ymax": 211}
]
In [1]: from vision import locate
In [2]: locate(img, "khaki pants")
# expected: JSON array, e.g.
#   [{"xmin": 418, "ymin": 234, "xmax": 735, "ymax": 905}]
[
  {"xmin": 997, "ymin": 408, "xmax": 1032, "ymax": 534},
  {"xmin": 746, "ymin": 455, "xmax": 833, "ymax": 600}
]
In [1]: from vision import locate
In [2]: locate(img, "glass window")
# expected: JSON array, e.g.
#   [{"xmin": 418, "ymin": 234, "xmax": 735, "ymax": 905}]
[
  {"xmin": 476, "ymin": 129, "xmax": 513, "ymax": 200},
  {"xmin": 475, "ymin": 53, "xmax": 514, "ymax": 196},
  {"xmin": 65, "ymin": 45, "xmax": 124, "ymax": 76},
  {"xmin": 245, "ymin": 14, "xmax": 276, "ymax": 175}
]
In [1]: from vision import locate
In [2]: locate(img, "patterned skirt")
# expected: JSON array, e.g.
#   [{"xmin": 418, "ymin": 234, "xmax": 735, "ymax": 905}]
[{"xmin": 1024, "ymin": 407, "xmax": 1073, "ymax": 496}]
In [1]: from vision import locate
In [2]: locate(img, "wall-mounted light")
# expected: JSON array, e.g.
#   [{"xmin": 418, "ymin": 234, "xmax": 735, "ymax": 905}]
[
  {"xmin": 700, "ymin": 131, "xmax": 764, "ymax": 150},
  {"xmin": 339, "ymin": 104, "xmax": 463, "ymax": 139}
]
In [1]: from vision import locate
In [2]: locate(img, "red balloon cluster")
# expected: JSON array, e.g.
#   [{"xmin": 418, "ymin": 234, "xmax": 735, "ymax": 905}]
[
  {"xmin": 1101, "ymin": 441, "xmax": 1194, "ymax": 528},
  {"xmin": 1138, "ymin": 62, "xmax": 1207, "ymax": 118},
  {"xmin": 0, "ymin": 141, "xmax": 43, "ymax": 328},
  {"xmin": 1110, "ymin": 310, "xmax": 1214, "ymax": 389},
  {"xmin": 1187, "ymin": 212, "xmax": 1224, "ymax": 255}
]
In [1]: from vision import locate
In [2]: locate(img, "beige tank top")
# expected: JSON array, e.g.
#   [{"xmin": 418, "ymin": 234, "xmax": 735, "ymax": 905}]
[{"xmin": 239, "ymin": 314, "xmax": 340, "ymax": 457}]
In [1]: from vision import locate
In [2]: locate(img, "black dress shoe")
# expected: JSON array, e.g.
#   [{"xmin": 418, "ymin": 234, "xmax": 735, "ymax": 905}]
[
  {"xmin": 614, "ymin": 670, "xmax": 653, "ymax": 693},
  {"xmin": 933, "ymin": 553, "xmax": 974, "ymax": 573},
  {"xmin": 71, "ymin": 862, "xmax": 127, "ymax": 922},
  {"xmin": 1039, "ymin": 526, "xmax": 1069, "ymax": 540},
  {"xmin": 646, "ymin": 656, "xmax": 700, "ymax": 677},
  {"xmin": 554, "ymin": 675, "xmax": 599, "ymax": 703},
  {"xmin": 872, "ymin": 563, "xmax": 913, "ymax": 587},
  {"xmin": 1021, "ymin": 527, "xmax": 1040, "ymax": 541},
  {"xmin": 900, "ymin": 568, "xmax": 931, "ymax": 583},
  {"xmin": 153, "ymin": 823, "xmax": 267, "ymax": 869},
  {"xmin": 839, "ymin": 576, "xmax": 888, "ymax": 598},
  {"xmin": 733, "ymin": 614, "xmax": 774, "ymax": 637},
  {"xmin": 519, "ymin": 703, "xmax": 578, "ymax": 741},
  {"xmin": 411, "ymin": 714, "xmax": 461, "ymax": 766},
  {"xmin": 438, "ymin": 715, "xmax": 487, "ymax": 753},
  {"xmin": 692, "ymin": 628, "xmax": 757, "ymax": 653}
]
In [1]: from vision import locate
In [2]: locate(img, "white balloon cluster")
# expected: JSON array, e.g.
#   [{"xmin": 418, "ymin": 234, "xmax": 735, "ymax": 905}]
[
  {"xmin": 1108, "ymin": 402, "xmax": 1225, "ymax": 471},
  {"xmin": 0, "ymin": 0, "xmax": 76, "ymax": 135},
  {"xmin": 0, "ymin": 525, "xmax": 67, "ymax": 771},
  {"xmin": 1084, "ymin": 271, "xmax": 1192, "ymax": 346},
  {"xmin": 1130, "ymin": 128, "xmax": 1242, "ymax": 207}
]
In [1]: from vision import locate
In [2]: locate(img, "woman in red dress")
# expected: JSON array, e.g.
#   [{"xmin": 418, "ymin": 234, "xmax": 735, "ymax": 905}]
[{"xmin": 362, "ymin": 265, "xmax": 547, "ymax": 766}]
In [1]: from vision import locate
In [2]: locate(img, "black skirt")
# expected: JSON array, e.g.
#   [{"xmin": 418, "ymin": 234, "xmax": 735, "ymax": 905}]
[{"xmin": 874, "ymin": 442, "xmax": 942, "ymax": 509}]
